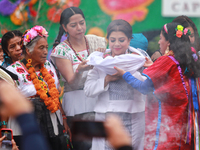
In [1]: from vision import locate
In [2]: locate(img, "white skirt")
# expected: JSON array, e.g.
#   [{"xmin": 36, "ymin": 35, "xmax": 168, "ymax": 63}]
[
  {"xmin": 92, "ymin": 112, "xmax": 145, "ymax": 150},
  {"xmin": 62, "ymin": 90, "xmax": 98, "ymax": 116}
]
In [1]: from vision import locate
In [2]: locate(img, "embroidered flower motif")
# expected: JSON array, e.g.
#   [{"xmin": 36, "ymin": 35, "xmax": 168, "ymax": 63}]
[
  {"xmin": 16, "ymin": 67, "xmax": 25, "ymax": 73},
  {"xmin": 103, "ymin": 52, "xmax": 111, "ymax": 58},
  {"xmin": 48, "ymin": 70, "xmax": 54, "ymax": 77},
  {"xmin": 26, "ymin": 74, "xmax": 31, "ymax": 81}
]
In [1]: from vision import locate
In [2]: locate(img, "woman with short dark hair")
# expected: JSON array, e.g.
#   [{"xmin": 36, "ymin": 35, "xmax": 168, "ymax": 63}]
[{"xmin": 84, "ymin": 19, "xmax": 149, "ymax": 150}]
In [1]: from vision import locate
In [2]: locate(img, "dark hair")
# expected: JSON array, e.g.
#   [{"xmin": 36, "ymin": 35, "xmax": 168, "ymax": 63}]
[
  {"xmin": 172, "ymin": 15, "xmax": 200, "ymax": 51},
  {"xmin": 1, "ymin": 30, "xmax": 22, "ymax": 55},
  {"xmin": 107, "ymin": 19, "xmax": 132, "ymax": 39},
  {"xmin": 53, "ymin": 7, "xmax": 85, "ymax": 48},
  {"xmin": 162, "ymin": 22, "xmax": 200, "ymax": 77}
]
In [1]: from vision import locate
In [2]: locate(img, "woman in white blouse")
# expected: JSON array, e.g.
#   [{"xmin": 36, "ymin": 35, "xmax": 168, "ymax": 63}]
[{"xmin": 84, "ymin": 19, "xmax": 151, "ymax": 150}]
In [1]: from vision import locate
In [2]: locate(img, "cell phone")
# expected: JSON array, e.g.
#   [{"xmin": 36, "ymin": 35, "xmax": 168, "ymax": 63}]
[
  {"xmin": 0, "ymin": 128, "xmax": 13, "ymax": 149},
  {"xmin": 71, "ymin": 120, "xmax": 107, "ymax": 140}
]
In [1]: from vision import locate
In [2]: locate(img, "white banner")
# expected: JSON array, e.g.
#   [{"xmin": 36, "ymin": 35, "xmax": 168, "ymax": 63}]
[{"xmin": 162, "ymin": 0, "xmax": 200, "ymax": 17}]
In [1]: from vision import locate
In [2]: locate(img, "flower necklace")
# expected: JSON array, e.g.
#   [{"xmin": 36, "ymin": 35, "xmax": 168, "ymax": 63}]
[
  {"xmin": 26, "ymin": 59, "xmax": 60, "ymax": 113},
  {"xmin": 66, "ymin": 36, "xmax": 89, "ymax": 62}
]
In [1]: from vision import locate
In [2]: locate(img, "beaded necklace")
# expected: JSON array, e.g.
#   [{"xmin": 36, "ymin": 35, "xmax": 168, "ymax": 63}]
[{"xmin": 66, "ymin": 36, "xmax": 89, "ymax": 62}]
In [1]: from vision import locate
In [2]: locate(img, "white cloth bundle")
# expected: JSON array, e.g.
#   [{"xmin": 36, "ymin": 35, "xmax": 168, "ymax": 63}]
[{"xmin": 87, "ymin": 46, "xmax": 146, "ymax": 75}]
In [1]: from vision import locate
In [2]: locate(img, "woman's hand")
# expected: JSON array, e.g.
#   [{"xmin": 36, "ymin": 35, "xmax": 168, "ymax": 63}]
[
  {"xmin": 95, "ymin": 48, "xmax": 106, "ymax": 53},
  {"xmin": 0, "ymin": 81, "xmax": 33, "ymax": 118},
  {"xmin": 76, "ymin": 60, "xmax": 93, "ymax": 73},
  {"xmin": 104, "ymin": 69, "xmax": 124, "ymax": 87},
  {"xmin": 104, "ymin": 67, "xmax": 126, "ymax": 87},
  {"xmin": 143, "ymin": 57, "xmax": 153, "ymax": 68},
  {"xmin": 12, "ymin": 139, "xmax": 19, "ymax": 150},
  {"xmin": 104, "ymin": 115, "xmax": 131, "ymax": 149},
  {"xmin": 0, "ymin": 136, "xmax": 19, "ymax": 150},
  {"xmin": 63, "ymin": 119, "xmax": 72, "ymax": 141},
  {"xmin": 114, "ymin": 67, "xmax": 126, "ymax": 77}
]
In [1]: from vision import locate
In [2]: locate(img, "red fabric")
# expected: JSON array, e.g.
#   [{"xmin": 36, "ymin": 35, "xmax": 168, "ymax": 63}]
[{"xmin": 143, "ymin": 56, "xmax": 191, "ymax": 150}]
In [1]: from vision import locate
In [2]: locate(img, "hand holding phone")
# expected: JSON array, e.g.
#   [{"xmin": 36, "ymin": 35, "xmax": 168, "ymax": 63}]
[{"xmin": 0, "ymin": 128, "xmax": 13, "ymax": 150}]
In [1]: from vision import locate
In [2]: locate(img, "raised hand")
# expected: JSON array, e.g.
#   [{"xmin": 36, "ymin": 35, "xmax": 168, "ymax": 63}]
[
  {"xmin": 95, "ymin": 48, "xmax": 106, "ymax": 53},
  {"xmin": 143, "ymin": 57, "xmax": 153, "ymax": 68},
  {"xmin": 77, "ymin": 60, "xmax": 93, "ymax": 73}
]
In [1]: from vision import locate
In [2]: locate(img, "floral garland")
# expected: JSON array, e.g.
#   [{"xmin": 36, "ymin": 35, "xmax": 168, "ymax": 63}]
[
  {"xmin": 26, "ymin": 59, "xmax": 60, "ymax": 113},
  {"xmin": 175, "ymin": 25, "xmax": 191, "ymax": 38}
]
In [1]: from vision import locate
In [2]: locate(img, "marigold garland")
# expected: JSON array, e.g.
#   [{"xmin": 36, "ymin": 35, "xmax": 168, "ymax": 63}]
[{"xmin": 26, "ymin": 59, "xmax": 60, "ymax": 113}]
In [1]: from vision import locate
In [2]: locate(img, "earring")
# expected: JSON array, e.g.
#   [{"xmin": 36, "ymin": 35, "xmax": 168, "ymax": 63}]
[{"xmin": 65, "ymin": 32, "xmax": 69, "ymax": 37}]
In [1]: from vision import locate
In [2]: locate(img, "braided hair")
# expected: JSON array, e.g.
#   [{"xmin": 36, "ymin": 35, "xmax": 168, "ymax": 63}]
[
  {"xmin": 53, "ymin": 7, "xmax": 85, "ymax": 48},
  {"xmin": 172, "ymin": 15, "xmax": 200, "ymax": 52},
  {"xmin": 162, "ymin": 22, "xmax": 200, "ymax": 77}
]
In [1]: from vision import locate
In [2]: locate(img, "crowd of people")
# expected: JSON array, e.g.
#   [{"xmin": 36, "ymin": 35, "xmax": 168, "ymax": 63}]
[{"xmin": 0, "ymin": 6, "xmax": 200, "ymax": 150}]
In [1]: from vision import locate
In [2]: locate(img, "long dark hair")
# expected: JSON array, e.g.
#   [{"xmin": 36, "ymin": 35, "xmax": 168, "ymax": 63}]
[
  {"xmin": 172, "ymin": 15, "xmax": 200, "ymax": 52},
  {"xmin": 106, "ymin": 19, "xmax": 132, "ymax": 39},
  {"xmin": 53, "ymin": 7, "xmax": 85, "ymax": 48},
  {"xmin": 162, "ymin": 22, "xmax": 200, "ymax": 77},
  {"xmin": 1, "ymin": 30, "xmax": 22, "ymax": 55}
]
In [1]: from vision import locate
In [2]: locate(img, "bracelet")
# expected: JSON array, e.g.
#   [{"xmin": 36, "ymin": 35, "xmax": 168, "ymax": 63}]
[
  {"xmin": 62, "ymin": 116, "xmax": 67, "ymax": 120},
  {"xmin": 62, "ymin": 114, "xmax": 67, "ymax": 120}
]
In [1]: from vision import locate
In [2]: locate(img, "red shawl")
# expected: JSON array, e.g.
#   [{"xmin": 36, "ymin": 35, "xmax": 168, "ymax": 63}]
[{"xmin": 143, "ymin": 55, "xmax": 191, "ymax": 150}]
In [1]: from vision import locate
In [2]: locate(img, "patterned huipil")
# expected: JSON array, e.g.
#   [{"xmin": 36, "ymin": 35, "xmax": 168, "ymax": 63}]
[
  {"xmin": 6, "ymin": 60, "xmax": 61, "ymax": 136},
  {"xmin": 51, "ymin": 41, "xmax": 98, "ymax": 117}
]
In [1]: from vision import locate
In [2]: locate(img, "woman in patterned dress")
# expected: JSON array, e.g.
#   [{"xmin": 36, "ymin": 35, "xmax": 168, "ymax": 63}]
[
  {"xmin": 50, "ymin": 7, "xmax": 106, "ymax": 150},
  {"xmin": 7, "ymin": 25, "xmax": 70, "ymax": 150}
]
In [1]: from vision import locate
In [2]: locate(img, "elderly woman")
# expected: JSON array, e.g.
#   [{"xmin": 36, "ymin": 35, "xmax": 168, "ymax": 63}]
[
  {"xmin": 84, "ymin": 19, "xmax": 151, "ymax": 150},
  {"xmin": 7, "ymin": 25, "xmax": 69, "ymax": 150},
  {"xmin": 1, "ymin": 30, "xmax": 22, "ymax": 68}
]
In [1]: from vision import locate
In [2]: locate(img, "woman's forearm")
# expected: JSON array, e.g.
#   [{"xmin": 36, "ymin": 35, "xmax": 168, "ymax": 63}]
[
  {"xmin": 67, "ymin": 71, "xmax": 83, "ymax": 90},
  {"xmin": 122, "ymin": 72, "xmax": 154, "ymax": 95},
  {"xmin": 55, "ymin": 58, "xmax": 83, "ymax": 90}
]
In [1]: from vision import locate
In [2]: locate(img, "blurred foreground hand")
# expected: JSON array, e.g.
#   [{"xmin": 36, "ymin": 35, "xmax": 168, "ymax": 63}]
[
  {"xmin": 104, "ymin": 115, "xmax": 132, "ymax": 149},
  {"xmin": 0, "ymin": 81, "xmax": 33, "ymax": 118}
]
